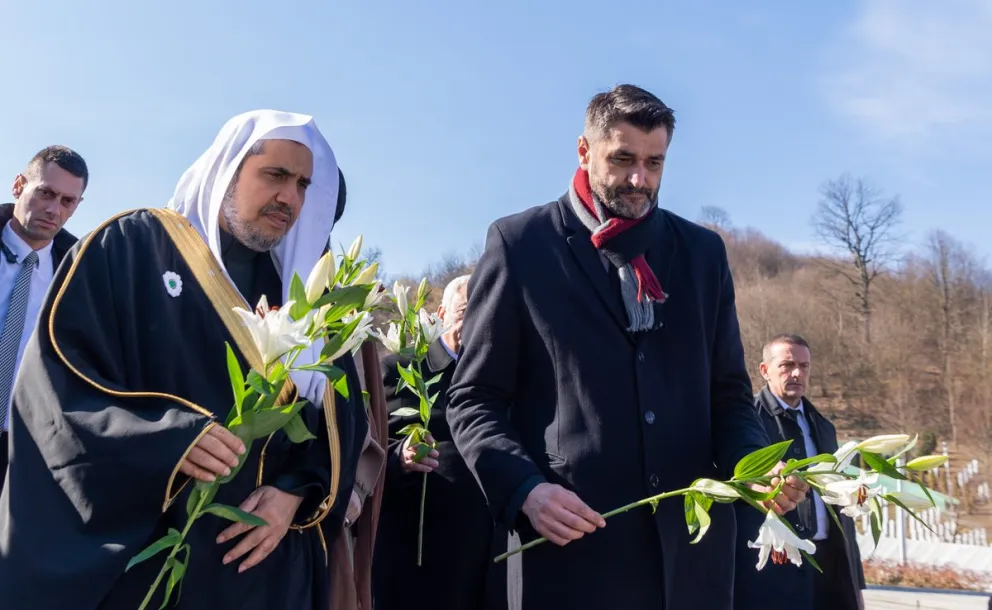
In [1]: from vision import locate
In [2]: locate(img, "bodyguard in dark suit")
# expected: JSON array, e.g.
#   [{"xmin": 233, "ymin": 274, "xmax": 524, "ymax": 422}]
[
  {"xmin": 373, "ymin": 275, "xmax": 498, "ymax": 610},
  {"xmin": 1, "ymin": 146, "xmax": 86, "ymax": 486},
  {"xmin": 446, "ymin": 84, "xmax": 806, "ymax": 610},
  {"xmin": 734, "ymin": 334, "xmax": 865, "ymax": 610}
]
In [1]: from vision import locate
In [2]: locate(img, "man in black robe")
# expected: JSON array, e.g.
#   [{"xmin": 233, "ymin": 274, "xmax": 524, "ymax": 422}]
[
  {"xmin": 446, "ymin": 84, "xmax": 806, "ymax": 609},
  {"xmin": 373, "ymin": 274, "xmax": 499, "ymax": 610},
  {"xmin": 0, "ymin": 110, "xmax": 366, "ymax": 609}
]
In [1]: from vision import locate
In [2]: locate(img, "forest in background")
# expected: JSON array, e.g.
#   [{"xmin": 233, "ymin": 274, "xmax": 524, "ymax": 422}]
[{"xmin": 367, "ymin": 173, "xmax": 992, "ymax": 463}]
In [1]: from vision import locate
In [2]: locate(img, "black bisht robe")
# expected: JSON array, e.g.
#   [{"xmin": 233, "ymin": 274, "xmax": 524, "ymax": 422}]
[
  {"xmin": 0, "ymin": 208, "xmax": 364, "ymax": 610},
  {"xmin": 446, "ymin": 197, "xmax": 772, "ymax": 610}
]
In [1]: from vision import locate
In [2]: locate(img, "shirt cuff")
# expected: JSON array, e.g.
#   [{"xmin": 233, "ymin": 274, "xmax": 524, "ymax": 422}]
[{"xmin": 502, "ymin": 474, "xmax": 545, "ymax": 528}]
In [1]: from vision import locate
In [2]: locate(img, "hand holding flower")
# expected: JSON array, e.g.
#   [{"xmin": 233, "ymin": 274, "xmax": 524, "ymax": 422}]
[
  {"xmin": 401, "ymin": 432, "xmax": 440, "ymax": 474},
  {"xmin": 178, "ymin": 424, "xmax": 246, "ymax": 483},
  {"xmin": 521, "ymin": 482, "xmax": 606, "ymax": 547}
]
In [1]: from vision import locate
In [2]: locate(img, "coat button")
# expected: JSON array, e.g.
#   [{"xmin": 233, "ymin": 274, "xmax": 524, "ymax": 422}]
[
  {"xmin": 645, "ymin": 411, "xmax": 655, "ymax": 424},
  {"xmin": 649, "ymin": 473, "xmax": 659, "ymax": 488}
]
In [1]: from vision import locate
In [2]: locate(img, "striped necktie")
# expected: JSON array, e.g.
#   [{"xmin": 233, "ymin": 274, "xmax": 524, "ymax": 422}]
[{"xmin": 0, "ymin": 250, "xmax": 39, "ymax": 429}]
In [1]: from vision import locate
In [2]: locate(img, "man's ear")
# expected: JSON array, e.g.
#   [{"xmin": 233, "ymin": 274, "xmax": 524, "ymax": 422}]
[
  {"xmin": 578, "ymin": 135, "xmax": 592, "ymax": 171},
  {"xmin": 758, "ymin": 362, "xmax": 769, "ymax": 381},
  {"xmin": 11, "ymin": 174, "xmax": 27, "ymax": 199}
]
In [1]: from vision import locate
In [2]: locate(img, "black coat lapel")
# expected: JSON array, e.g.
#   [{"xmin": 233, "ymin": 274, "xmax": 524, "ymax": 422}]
[
  {"xmin": 425, "ymin": 338, "xmax": 455, "ymax": 375},
  {"xmin": 557, "ymin": 196, "xmax": 631, "ymax": 334},
  {"xmin": 643, "ymin": 210, "xmax": 678, "ymax": 309}
]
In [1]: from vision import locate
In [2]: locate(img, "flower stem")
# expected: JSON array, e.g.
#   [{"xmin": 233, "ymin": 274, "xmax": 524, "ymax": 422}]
[
  {"xmin": 417, "ymin": 472, "xmax": 427, "ymax": 566},
  {"xmin": 493, "ymin": 487, "xmax": 692, "ymax": 563},
  {"xmin": 138, "ymin": 483, "xmax": 213, "ymax": 610}
]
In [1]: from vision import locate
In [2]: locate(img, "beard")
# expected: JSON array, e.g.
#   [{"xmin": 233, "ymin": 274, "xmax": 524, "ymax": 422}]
[
  {"xmin": 220, "ymin": 182, "xmax": 292, "ymax": 252},
  {"xmin": 591, "ymin": 181, "xmax": 658, "ymax": 220}
]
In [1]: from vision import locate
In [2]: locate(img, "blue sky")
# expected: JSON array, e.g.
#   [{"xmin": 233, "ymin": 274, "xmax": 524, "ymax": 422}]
[{"xmin": 3, "ymin": 0, "xmax": 989, "ymax": 276}]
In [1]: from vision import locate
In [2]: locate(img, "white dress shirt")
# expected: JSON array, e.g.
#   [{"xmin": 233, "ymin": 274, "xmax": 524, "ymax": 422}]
[
  {"xmin": 0, "ymin": 222, "xmax": 54, "ymax": 430},
  {"xmin": 776, "ymin": 395, "xmax": 830, "ymax": 541}
]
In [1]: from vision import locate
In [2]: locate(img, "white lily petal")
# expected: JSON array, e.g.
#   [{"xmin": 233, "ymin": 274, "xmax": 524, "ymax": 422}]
[
  {"xmin": 347, "ymin": 235, "xmax": 363, "ymax": 261},
  {"xmin": 305, "ymin": 252, "xmax": 335, "ymax": 304},
  {"xmin": 352, "ymin": 262, "xmax": 379, "ymax": 286}
]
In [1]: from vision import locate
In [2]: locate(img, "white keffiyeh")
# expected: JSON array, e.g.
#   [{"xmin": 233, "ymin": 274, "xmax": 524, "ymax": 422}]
[{"xmin": 167, "ymin": 109, "xmax": 339, "ymax": 403}]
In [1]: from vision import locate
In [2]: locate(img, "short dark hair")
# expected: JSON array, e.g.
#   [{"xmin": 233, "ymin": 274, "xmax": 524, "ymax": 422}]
[
  {"xmin": 762, "ymin": 333, "xmax": 811, "ymax": 361},
  {"xmin": 584, "ymin": 84, "xmax": 676, "ymax": 142},
  {"xmin": 25, "ymin": 145, "xmax": 89, "ymax": 191}
]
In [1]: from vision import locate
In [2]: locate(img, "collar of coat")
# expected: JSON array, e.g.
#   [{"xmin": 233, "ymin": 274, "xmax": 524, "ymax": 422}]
[
  {"xmin": 0, "ymin": 202, "xmax": 78, "ymax": 262},
  {"xmin": 424, "ymin": 337, "xmax": 455, "ymax": 375},
  {"xmin": 756, "ymin": 385, "xmax": 823, "ymax": 422}
]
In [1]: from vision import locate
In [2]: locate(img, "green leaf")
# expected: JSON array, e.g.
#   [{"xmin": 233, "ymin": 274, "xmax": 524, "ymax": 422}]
[
  {"xmin": 733, "ymin": 440, "xmax": 792, "ymax": 481},
  {"xmin": 392, "ymin": 407, "xmax": 420, "ymax": 418},
  {"xmin": 413, "ymin": 443, "xmax": 431, "ymax": 462},
  {"xmin": 126, "ymin": 528, "xmax": 182, "ymax": 571},
  {"xmin": 396, "ymin": 423, "xmax": 424, "ymax": 438},
  {"xmin": 689, "ymin": 492, "xmax": 712, "ymax": 544},
  {"xmin": 244, "ymin": 401, "xmax": 308, "ymax": 440},
  {"xmin": 869, "ymin": 498, "xmax": 883, "ymax": 549},
  {"xmin": 781, "ymin": 453, "xmax": 837, "ymax": 476},
  {"xmin": 186, "ymin": 485, "xmax": 201, "ymax": 518},
  {"xmin": 319, "ymin": 316, "xmax": 363, "ymax": 362},
  {"xmin": 333, "ymin": 373, "xmax": 350, "ymax": 399},
  {"xmin": 883, "ymin": 493, "xmax": 937, "ymax": 534},
  {"xmin": 288, "ymin": 274, "xmax": 310, "ymax": 320},
  {"xmin": 905, "ymin": 455, "xmax": 948, "ymax": 471},
  {"xmin": 246, "ymin": 371, "xmax": 275, "ymax": 396},
  {"xmin": 425, "ymin": 372, "xmax": 444, "ymax": 387},
  {"xmin": 203, "ymin": 503, "xmax": 268, "ymax": 527},
  {"xmin": 419, "ymin": 395, "xmax": 431, "ymax": 426},
  {"xmin": 225, "ymin": 343, "xmax": 246, "ymax": 412},
  {"xmin": 161, "ymin": 554, "xmax": 189, "ymax": 609},
  {"xmin": 283, "ymin": 412, "xmax": 317, "ymax": 443},
  {"xmin": 917, "ymin": 481, "xmax": 938, "ymax": 508},
  {"xmin": 396, "ymin": 365, "xmax": 419, "ymax": 397},
  {"xmin": 311, "ymin": 285, "xmax": 373, "ymax": 322},
  {"xmin": 861, "ymin": 451, "xmax": 907, "ymax": 481},
  {"xmin": 684, "ymin": 494, "xmax": 699, "ymax": 536},
  {"xmin": 732, "ymin": 482, "xmax": 779, "ymax": 504}
]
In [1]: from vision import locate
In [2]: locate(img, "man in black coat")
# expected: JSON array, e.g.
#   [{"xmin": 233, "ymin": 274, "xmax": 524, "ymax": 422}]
[
  {"xmin": 734, "ymin": 334, "xmax": 866, "ymax": 610},
  {"xmin": 446, "ymin": 84, "xmax": 806, "ymax": 609},
  {"xmin": 373, "ymin": 274, "xmax": 499, "ymax": 610},
  {"xmin": 1, "ymin": 145, "xmax": 86, "ymax": 486}
]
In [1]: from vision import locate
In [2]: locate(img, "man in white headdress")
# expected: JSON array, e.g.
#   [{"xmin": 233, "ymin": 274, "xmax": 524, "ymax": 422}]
[{"xmin": 0, "ymin": 110, "xmax": 367, "ymax": 610}]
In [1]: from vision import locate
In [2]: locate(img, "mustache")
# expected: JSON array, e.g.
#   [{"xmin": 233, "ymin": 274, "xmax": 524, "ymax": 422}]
[
  {"xmin": 259, "ymin": 202, "xmax": 294, "ymax": 221},
  {"xmin": 611, "ymin": 186, "xmax": 655, "ymax": 198}
]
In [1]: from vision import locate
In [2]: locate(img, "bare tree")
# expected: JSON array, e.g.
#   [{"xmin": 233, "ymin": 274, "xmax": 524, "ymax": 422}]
[
  {"xmin": 811, "ymin": 174, "xmax": 902, "ymax": 344},
  {"xmin": 699, "ymin": 206, "xmax": 732, "ymax": 231}
]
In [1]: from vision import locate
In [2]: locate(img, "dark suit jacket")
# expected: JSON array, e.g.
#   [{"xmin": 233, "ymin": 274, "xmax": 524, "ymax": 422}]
[
  {"xmin": 372, "ymin": 339, "xmax": 496, "ymax": 610},
  {"xmin": 733, "ymin": 386, "xmax": 866, "ymax": 610},
  {"xmin": 446, "ymin": 195, "xmax": 771, "ymax": 610},
  {"xmin": 0, "ymin": 203, "xmax": 77, "ymax": 270}
]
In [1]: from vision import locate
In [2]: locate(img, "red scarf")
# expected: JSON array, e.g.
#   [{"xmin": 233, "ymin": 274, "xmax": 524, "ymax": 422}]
[{"xmin": 572, "ymin": 168, "xmax": 666, "ymax": 303}]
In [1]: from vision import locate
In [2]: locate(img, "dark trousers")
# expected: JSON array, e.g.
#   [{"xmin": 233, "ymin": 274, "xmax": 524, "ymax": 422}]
[
  {"xmin": 0, "ymin": 430, "xmax": 8, "ymax": 489},
  {"xmin": 813, "ymin": 532, "xmax": 858, "ymax": 610}
]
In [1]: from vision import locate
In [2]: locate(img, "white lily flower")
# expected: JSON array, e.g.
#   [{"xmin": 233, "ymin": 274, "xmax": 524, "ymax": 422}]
[
  {"xmin": 364, "ymin": 281, "xmax": 386, "ymax": 309},
  {"xmin": 806, "ymin": 440, "xmax": 860, "ymax": 487},
  {"xmin": 375, "ymin": 322, "xmax": 403, "ymax": 353},
  {"xmin": 855, "ymin": 434, "xmax": 911, "ymax": 456},
  {"xmin": 690, "ymin": 479, "xmax": 740, "ymax": 501},
  {"xmin": 305, "ymin": 252, "xmax": 335, "ymax": 304},
  {"xmin": 234, "ymin": 296, "xmax": 314, "ymax": 366},
  {"xmin": 820, "ymin": 471, "xmax": 881, "ymax": 518},
  {"xmin": 393, "ymin": 282, "xmax": 409, "ymax": 315},
  {"xmin": 748, "ymin": 511, "xmax": 816, "ymax": 570},
  {"xmin": 322, "ymin": 311, "xmax": 374, "ymax": 362},
  {"xmin": 352, "ymin": 262, "xmax": 379, "ymax": 286},
  {"xmin": 347, "ymin": 235, "xmax": 363, "ymax": 261},
  {"xmin": 416, "ymin": 309, "xmax": 444, "ymax": 345}
]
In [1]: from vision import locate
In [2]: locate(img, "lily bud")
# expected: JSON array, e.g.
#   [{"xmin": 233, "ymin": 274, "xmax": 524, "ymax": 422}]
[
  {"xmin": 305, "ymin": 252, "xmax": 336, "ymax": 303},
  {"xmin": 393, "ymin": 281, "xmax": 409, "ymax": 315},
  {"xmin": 347, "ymin": 235, "xmax": 363, "ymax": 261},
  {"xmin": 352, "ymin": 262, "xmax": 379, "ymax": 286}
]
